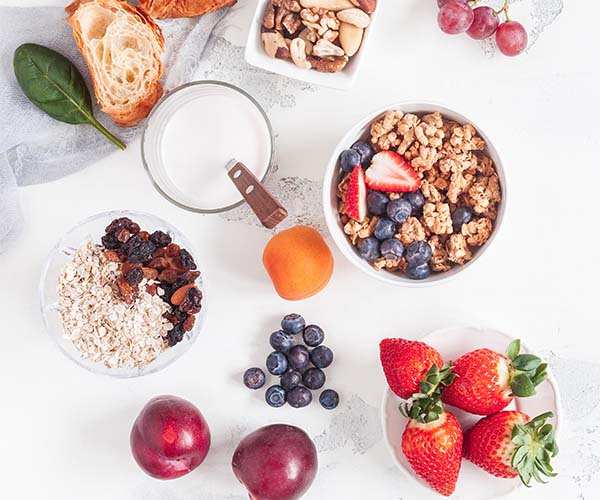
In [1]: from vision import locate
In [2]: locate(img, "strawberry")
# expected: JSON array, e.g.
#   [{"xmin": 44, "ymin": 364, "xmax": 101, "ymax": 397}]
[
  {"xmin": 365, "ymin": 151, "xmax": 421, "ymax": 193},
  {"xmin": 464, "ymin": 411, "xmax": 558, "ymax": 486},
  {"xmin": 402, "ymin": 411, "xmax": 463, "ymax": 496},
  {"xmin": 379, "ymin": 338, "xmax": 445, "ymax": 399},
  {"xmin": 345, "ymin": 166, "xmax": 367, "ymax": 221},
  {"xmin": 442, "ymin": 339, "xmax": 548, "ymax": 415}
]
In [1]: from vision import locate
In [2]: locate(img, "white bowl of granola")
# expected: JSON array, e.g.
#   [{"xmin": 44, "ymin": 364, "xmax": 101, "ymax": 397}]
[
  {"xmin": 322, "ymin": 102, "xmax": 507, "ymax": 286},
  {"xmin": 39, "ymin": 210, "xmax": 207, "ymax": 378},
  {"xmin": 245, "ymin": 0, "xmax": 380, "ymax": 90}
]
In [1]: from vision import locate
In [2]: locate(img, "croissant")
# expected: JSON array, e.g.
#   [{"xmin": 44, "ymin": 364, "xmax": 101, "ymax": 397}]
[
  {"xmin": 65, "ymin": 0, "xmax": 165, "ymax": 127},
  {"xmin": 138, "ymin": 0, "xmax": 237, "ymax": 19}
]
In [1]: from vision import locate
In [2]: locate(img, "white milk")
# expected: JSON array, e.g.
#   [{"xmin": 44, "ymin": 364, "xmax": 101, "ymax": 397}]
[{"xmin": 150, "ymin": 84, "xmax": 272, "ymax": 211}]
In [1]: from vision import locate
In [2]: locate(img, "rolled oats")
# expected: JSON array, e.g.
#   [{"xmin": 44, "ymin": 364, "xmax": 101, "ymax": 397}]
[
  {"xmin": 447, "ymin": 234, "xmax": 473, "ymax": 265},
  {"xmin": 423, "ymin": 202, "xmax": 453, "ymax": 235},
  {"xmin": 462, "ymin": 217, "xmax": 493, "ymax": 246}
]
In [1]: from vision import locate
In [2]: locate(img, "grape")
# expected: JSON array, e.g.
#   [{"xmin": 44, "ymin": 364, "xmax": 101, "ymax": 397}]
[
  {"xmin": 495, "ymin": 21, "xmax": 528, "ymax": 56},
  {"xmin": 437, "ymin": 0, "xmax": 465, "ymax": 7},
  {"xmin": 466, "ymin": 6, "xmax": 499, "ymax": 40},
  {"xmin": 438, "ymin": 1, "xmax": 474, "ymax": 35}
]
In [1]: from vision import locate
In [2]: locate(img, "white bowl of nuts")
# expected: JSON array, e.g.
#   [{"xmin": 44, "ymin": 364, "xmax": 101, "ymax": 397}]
[
  {"xmin": 39, "ymin": 210, "xmax": 207, "ymax": 377},
  {"xmin": 322, "ymin": 102, "xmax": 507, "ymax": 286},
  {"xmin": 246, "ymin": 0, "xmax": 379, "ymax": 89}
]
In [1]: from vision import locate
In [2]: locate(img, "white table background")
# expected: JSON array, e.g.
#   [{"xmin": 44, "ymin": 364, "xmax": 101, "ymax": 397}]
[{"xmin": 1, "ymin": 1, "xmax": 598, "ymax": 499}]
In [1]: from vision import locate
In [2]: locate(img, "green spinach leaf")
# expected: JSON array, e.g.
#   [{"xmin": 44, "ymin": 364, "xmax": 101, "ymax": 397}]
[{"xmin": 13, "ymin": 43, "xmax": 125, "ymax": 150}]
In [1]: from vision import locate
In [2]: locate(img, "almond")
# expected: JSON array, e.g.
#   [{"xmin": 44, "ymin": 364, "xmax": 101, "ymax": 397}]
[
  {"xmin": 339, "ymin": 22, "xmax": 363, "ymax": 56},
  {"xmin": 170, "ymin": 284, "xmax": 196, "ymax": 305},
  {"xmin": 350, "ymin": 0, "xmax": 376, "ymax": 14},
  {"xmin": 299, "ymin": 0, "xmax": 354, "ymax": 11}
]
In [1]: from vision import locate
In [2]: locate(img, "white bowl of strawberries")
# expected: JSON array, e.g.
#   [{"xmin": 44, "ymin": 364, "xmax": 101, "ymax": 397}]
[
  {"xmin": 380, "ymin": 326, "xmax": 561, "ymax": 499},
  {"xmin": 322, "ymin": 102, "xmax": 507, "ymax": 286}
]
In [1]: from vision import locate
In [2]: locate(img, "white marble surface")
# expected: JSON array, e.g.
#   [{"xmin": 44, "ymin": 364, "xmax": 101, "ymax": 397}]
[{"xmin": 1, "ymin": 1, "xmax": 599, "ymax": 499}]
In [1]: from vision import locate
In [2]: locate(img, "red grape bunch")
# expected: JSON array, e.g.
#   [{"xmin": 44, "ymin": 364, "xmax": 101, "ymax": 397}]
[{"xmin": 436, "ymin": 0, "xmax": 528, "ymax": 57}]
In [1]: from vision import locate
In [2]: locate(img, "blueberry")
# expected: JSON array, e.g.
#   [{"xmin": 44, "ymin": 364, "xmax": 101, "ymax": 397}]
[
  {"xmin": 303, "ymin": 324, "xmax": 324, "ymax": 347},
  {"xmin": 280, "ymin": 369, "xmax": 303, "ymax": 391},
  {"xmin": 243, "ymin": 367, "xmax": 266, "ymax": 390},
  {"xmin": 351, "ymin": 141, "xmax": 374, "ymax": 165},
  {"xmin": 407, "ymin": 262, "xmax": 432, "ymax": 280},
  {"xmin": 287, "ymin": 386, "xmax": 313, "ymax": 408},
  {"xmin": 265, "ymin": 385, "xmax": 286, "ymax": 407},
  {"xmin": 373, "ymin": 218, "xmax": 397, "ymax": 241},
  {"xmin": 404, "ymin": 190, "xmax": 425, "ymax": 211},
  {"xmin": 452, "ymin": 206, "xmax": 473, "ymax": 230},
  {"xmin": 269, "ymin": 330, "xmax": 294, "ymax": 353},
  {"xmin": 339, "ymin": 149, "xmax": 361, "ymax": 174},
  {"xmin": 366, "ymin": 190, "xmax": 389, "ymax": 216},
  {"xmin": 303, "ymin": 367, "xmax": 326, "ymax": 390},
  {"xmin": 311, "ymin": 345, "xmax": 334, "ymax": 369},
  {"xmin": 281, "ymin": 313, "xmax": 305, "ymax": 335},
  {"xmin": 380, "ymin": 239, "xmax": 404, "ymax": 260},
  {"xmin": 405, "ymin": 240, "xmax": 432, "ymax": 265},
  {"xmin": 387, "ymin": 199, "xmax": 412, "ymax": 224},
  {"xmin": 358, "ymin": 237, "xmax": 381, "ymax": 261},
  {"xmin": 288, "ymin": 345, "xmax": 310, "ymax": 370},
  {"xmin": 266, "ymin": 351, "xmax": 288, "ymax": 375},
  {"xmin": 319, "ymin": 389, "xmax": 340, "ymax": 410}
]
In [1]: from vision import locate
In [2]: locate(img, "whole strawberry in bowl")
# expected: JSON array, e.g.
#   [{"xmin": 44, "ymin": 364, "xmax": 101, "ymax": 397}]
[
  {"xmin": 323, "ymin": 102, "xmax": 507, "ymax": 286},
  {"xmin": 381, "ymin": 326, "xmax": 561, "ymax": 499}
]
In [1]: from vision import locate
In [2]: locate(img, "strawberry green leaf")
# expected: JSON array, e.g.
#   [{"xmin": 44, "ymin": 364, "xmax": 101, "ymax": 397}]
[
  {"xmin": 510, "ymin": 373, "xmax": 537, "ymax": 397},
  {"xmin": 512, "ymin": 354, "xmax": 543, "ymax": 372},
  {"xmin": 506, "ymin": 339, "xmax": 521, "ymax": 360}
]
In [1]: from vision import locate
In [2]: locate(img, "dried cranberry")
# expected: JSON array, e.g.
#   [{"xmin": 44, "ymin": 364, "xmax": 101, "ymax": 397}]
[
  {"xmin": 167, "ymin": 323, "xmax": 185, "ymax": 347},
  {"xmin": 150, "ymin": 230, "xmax": 172, "ymax": 248},
  {"xmin": 180, "ymin": 287, "xmax": 202, "ymax": 314},
  {"xmin": 125, "ymin": 267, "xmax": 143, "ymax": 286},
  {"xmin": 101, "ymin": 232, "xmax": 120, "ymax": 249},
  {"xmin": 179, "ymin": 248, "xmax": 197, "ymax": 270}
]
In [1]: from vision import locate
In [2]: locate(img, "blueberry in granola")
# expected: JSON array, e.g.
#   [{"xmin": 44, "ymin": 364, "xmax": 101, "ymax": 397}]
[
  {"xmin": 381, "ymin": 239, "xmax": 405, "ymax": 260},
  {"xmin": 405, "ymin": 240, "xmax": 433, "ymax": 266},
  {"xmin": 339, "ymin": 149, "xmax": 361, "ymax": 174},
  {"xmin": 407, "ymin": 262, "xmax": 432, "ymax": 280},
  {"xmin": 452, "ymin": 206, "xmax": 473, "ymax": 230},
  {"xmin": 366, "ymin": 190, "xmax": 389, "ymax": 216},
  {"xmin": 374, "ymin": 218, "xmax": 397, "ymax": 241},
  {"xmin": 359, "ymin": 237, "xmax": 381, "ymax": 261},
  {"xmin": 387, "ymin": 199, "xmax": 412, "ymax": 224},
  {"xmin": 405, "ymin": 190, "xmax": 425, "ymax": 211},
  {"xmin": 351, "ymin": 141, "xmax": 374, "ymax": 165}
]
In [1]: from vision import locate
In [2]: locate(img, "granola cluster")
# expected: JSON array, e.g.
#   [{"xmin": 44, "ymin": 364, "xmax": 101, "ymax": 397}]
[
  {"xmin": 260, "ymin": 0, "xmax": 376, "ymax": 73},
  {"xmin": 337, "ymin": 110, "xmax": 502, "ymax": 277}
]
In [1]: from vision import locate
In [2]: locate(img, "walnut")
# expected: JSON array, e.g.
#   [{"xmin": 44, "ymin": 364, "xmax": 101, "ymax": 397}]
[
  {"xmin": 429, "ymin": 235, "xmax": 451, "ymax": 272},
  {"xmin": 283, "ymin": 12, "xmax": 302, "ymax": 35},
  {"xmin": 300, "ymin": 8, "xmax": 340, "ymax": 37},
  {"xmin": 423, "ymin": 202, "xmax": 453, "ymax": 235},
  {"xmin": 263, "ymin": 1, "xmax": 275, "ymax": 28},
  {"xmin": 446, "ymin": 234, "xmax": 472, "ymax": 264},
  {"xmin": 462, "ymin": 217, "xmax": 493, "ymax": 246},
  {"xmin": 397, "ymin": 217, "xmax": 426, "ymax": 245},
  {"xmin": 307, "ymin": 55, "xmax": 348, "ymax": 72},
  {"xmin": 467, "ymin": 174, "xmax": 501, "ymax": 214}
]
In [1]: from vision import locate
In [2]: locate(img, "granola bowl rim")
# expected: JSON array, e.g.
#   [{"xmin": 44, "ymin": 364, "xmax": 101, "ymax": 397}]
[
  {"xmin": 39, "ymin": 210, "xmax": 207, "ymax": 378},
  {"xmin": 322, "ymin": 101, "xmax": 508, "ymax": 287}
]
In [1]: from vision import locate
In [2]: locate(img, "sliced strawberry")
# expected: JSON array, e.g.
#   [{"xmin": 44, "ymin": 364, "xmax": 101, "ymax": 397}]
[
  {"xmin": 345, "ymin": 166, "xmax": 367, "ymax": 222},
  {"xmin": 365, "ymin": 151, "xmax": 421, "ymax": 193}
]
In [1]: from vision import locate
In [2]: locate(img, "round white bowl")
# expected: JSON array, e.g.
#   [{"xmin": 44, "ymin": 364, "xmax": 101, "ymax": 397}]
[
  {"xmin": 39, "ymin": 210, "xmax": 207, "ymax": 378},
  {"xmin": 322, "ymin": 102, "xmax": 508, "ymax": 287},
  {"xmin": 381, "ymin": 326, "xmax": 561, "ymax": 499}
]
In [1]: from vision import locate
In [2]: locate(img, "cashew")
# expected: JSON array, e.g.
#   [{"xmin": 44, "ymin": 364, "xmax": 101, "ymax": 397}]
[
  {"xmin": 298, "ymin": 28, "xmax": 316, "ymax": 53},
  {"xmin": 339, "ymin": 22, "xmax": 363, "ymax": 56},
  {"xmin": 290, "ymin": 38, "xmax": 312, "ymax": 69},
  {"xmin": 261, "ymin": 31, "xmax": 290, "ymax": 59},
  {"xmin": 336, "ymin": 8, "xmax": 370, "ymax": 28},
  {"xmin": 299, "ymin": 0, "xmax": 354, "ymax": 11},
  {"xmin": 312, "ymin": 39, "xmax": 345, "ymax": 57}
]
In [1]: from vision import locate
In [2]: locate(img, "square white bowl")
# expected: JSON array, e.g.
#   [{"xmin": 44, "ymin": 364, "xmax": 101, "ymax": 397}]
[{"xmin": 245, "ymin": 0, "xmax": 380, "ymax": 90}]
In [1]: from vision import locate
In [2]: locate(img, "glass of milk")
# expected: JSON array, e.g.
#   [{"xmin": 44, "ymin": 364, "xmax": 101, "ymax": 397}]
[{"xmin": 142, "ymin": 81, "xmax": 274, "ymax": 213}]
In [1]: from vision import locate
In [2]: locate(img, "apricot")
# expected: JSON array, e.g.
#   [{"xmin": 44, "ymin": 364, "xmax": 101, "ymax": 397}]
[{"xmin": 263, "ymin": 226, "xmax": 334, "ymax": 301}]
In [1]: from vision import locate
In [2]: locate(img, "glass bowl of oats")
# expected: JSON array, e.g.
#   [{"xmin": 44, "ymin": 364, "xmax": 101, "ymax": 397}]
[
  {"xmin": 322, "ymin": 102, "xmax": 507, "ymax": 286},
  {"xmin": 39, "ymin": 210, "xmax": 207, "ymax": 377}
]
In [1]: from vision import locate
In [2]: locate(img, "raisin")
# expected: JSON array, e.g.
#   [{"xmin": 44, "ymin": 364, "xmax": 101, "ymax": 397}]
[
  {"xmin": 139, "ymin": 231, "xmax": 150, "ymax": 240},
  {"xmin": 116, "ymin": 228, "xmax": 131, "ymax": 243},
  {"xmin": 125, "ymin": 267, "xmax": 143, "ymax": 285},
  {"xmin": 147, "ymin": 257, "xmax": 169, "ymax": 270},
  {"xmin": 183, "ymin": 315, "xmax": 196, "ymax": 332},
  {"xmin": 172, "ymin": 279, "xmax": 189, "ymax": 291},
  {"xmin": 167, "ymin": 323, "xmax": 185, "ymax": 347},
  {"xmin": 174, "ymin": 307, "xmax": 188, "ymax": 322},
  {"xmin": 180, "ymin": 287, "xmax": 202, "ymax": 314},
  {"xmin": 142, "ymin": 267, "xmax": 159, "ymax": 280},
  {"xmin": 150, "ymin": 230, "xmax": 172, "ymax": 248},
  {"xmin": 101, "ymin": 232, "xmax": 121, "ymax": 249},
  {"xmin": 179, "ymin": 248, "xmax": 197, "ymax": 270},
  {"xmin": 105, "ymin": 217, "xmax": 136, "ymax": 234},
  {"xmin": 124, "ymin": 236, "xmax": 156, "ymax": 264},
  {"xmin": 166, "ymin": 243, "xmax": 180, "ymax": 257},
  {"xmin": 159, "ymin": 284, "xmax": 173, "ymax": 303}
]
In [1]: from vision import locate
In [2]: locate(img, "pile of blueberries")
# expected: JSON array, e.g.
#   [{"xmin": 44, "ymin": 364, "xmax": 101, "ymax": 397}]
[{"xmin": 243, "ymin": 314, "xmax": 339, "ymax": 410}]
